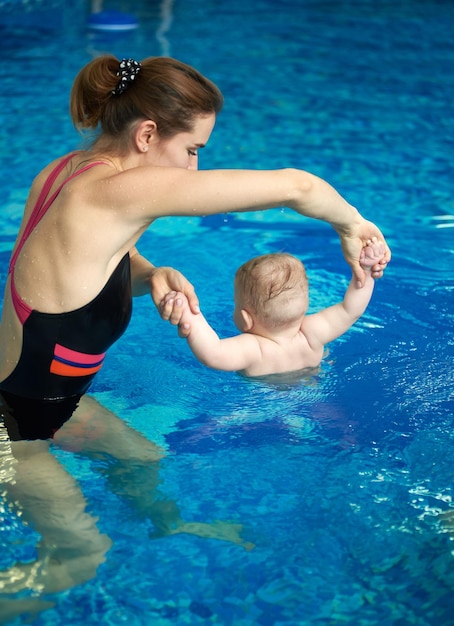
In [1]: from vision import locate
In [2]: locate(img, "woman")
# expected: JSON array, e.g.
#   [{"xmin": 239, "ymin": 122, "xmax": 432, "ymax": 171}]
[{"xmin": 0, "ymin": 55, "xmax": 390, "ymax": 603}]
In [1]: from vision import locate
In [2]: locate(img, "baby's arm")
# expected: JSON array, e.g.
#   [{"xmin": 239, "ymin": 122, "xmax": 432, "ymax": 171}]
[
  {"xmin": 168, "ymin": 293, "xmax": 262, "ymax": 371},
  {"xmin": 302, "ymin": 237, "xmax": 384, "ymax": 347}
]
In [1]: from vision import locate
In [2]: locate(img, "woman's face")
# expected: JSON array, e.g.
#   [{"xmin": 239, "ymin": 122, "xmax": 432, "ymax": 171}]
[{"xmin": 154, "ymin": 113, "xmax": 216, "ymax": 170}]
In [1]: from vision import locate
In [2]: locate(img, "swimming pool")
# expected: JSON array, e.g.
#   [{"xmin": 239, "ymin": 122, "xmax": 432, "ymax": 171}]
[{"xmin": 0, "ymin": 0, "xmax": 453, "ymax": 624}]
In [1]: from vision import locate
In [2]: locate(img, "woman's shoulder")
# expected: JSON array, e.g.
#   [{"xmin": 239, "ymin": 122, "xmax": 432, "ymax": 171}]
[{"xmin": 32, "ymin": 152, "xmax": 81, "ymax": 186}]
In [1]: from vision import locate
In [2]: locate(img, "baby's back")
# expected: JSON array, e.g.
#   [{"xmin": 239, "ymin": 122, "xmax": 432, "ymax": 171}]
[{"xmin": 240, "ymin": 330, "xmax": 324, "ymax": 377}]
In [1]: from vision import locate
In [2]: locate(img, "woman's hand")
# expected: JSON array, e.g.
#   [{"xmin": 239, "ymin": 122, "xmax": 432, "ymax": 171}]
[
  {"xmin": 337, "ymin": 218, "xmax": 391, "ymax": 286},
  {"xmin": 149, "ymin": 266, "xmax": 200, "ymax": 328}
]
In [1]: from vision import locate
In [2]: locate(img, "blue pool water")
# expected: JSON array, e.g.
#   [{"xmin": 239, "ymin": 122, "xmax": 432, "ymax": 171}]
[{"xmin": 0, "ymin": 0, "xmax": 453, "ymax": 624}]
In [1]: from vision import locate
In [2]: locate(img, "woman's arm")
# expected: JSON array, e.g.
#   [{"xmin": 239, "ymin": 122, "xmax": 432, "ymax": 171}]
[{"xmin": 108, "ymin": 168, "xmax": 390, "ymax": 285}]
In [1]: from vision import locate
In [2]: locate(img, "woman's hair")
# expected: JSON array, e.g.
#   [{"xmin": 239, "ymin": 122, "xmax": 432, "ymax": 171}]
[
  {"xmin": 235, "ymin": 253, "xmax": 309, "ymax": 328},
  {"xmin": 70, "ymin": 55, "xmax": 223, "ymax": 150}
]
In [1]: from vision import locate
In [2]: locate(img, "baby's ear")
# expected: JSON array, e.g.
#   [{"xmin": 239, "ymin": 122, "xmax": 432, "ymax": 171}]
[{"xmin": 240, "ymin": 309, "xmax": 254, "ymax": 331}]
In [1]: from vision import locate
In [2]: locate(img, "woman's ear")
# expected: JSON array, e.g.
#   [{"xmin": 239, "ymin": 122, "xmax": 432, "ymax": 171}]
[{"xmin": 135, "ymin": 119, "xmax": 158, "ymax": 152}]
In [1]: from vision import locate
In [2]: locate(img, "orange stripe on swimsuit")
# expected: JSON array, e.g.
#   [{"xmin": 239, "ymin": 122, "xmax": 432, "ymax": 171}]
[{"xmin": 50, "ymin": 344, "xmax": 106, "ymax": 377}]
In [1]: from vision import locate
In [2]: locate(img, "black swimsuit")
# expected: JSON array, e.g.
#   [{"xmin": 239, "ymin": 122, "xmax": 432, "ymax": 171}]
[{"xmin": 0, "ymin": 154, "xmax": 132, "ymax": 440}]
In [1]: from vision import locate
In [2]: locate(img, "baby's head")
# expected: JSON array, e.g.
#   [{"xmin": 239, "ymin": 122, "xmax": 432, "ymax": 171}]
[{"xmin": 234, "ymin": 253, "xmax": 308, "ymax": 332}]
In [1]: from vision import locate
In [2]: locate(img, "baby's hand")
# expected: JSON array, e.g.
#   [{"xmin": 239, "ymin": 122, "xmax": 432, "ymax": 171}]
[
  {"xmin": 160, "ymin": 291, "xmax": 192, "ymax": 337},
  {"xmin": 360, "ymin": 237, "xmax": 386, "ymax": 271},
  {"xmin": 160, "ymin": 290, "xmax": 189, "ymax": 307}
]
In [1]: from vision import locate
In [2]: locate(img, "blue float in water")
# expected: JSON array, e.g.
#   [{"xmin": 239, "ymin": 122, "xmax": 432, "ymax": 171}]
[{"xmin": 88, "ymin": 10, "xmax": 139, "ymax": 31}]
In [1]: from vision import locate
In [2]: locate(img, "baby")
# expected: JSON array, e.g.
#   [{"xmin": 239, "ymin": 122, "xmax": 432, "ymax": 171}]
[{"xmin": 169, "ymin": 238, "xmax": 385, "ymax": 377}]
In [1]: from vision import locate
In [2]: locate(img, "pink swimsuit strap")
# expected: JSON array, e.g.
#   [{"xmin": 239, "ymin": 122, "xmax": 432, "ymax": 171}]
[{"xmin": 9, "ymin": 153, "xmax": 108, "ymax": 324}]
